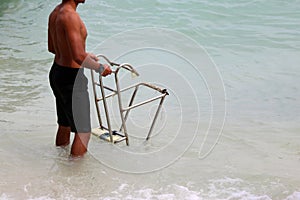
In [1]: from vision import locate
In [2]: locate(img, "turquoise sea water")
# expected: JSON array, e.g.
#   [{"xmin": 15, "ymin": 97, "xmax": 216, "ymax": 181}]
[{"xmin": 0, "ymin": 0, "xmax": 300, "ymax": 199}]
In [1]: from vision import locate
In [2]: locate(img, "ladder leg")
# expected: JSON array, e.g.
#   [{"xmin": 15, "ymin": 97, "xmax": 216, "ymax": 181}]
[
  {"xmin": 115, "ymin": 74, "xmax": 129, "ymax": 145},
  {"xmin": 119, "ymin": 86, "xmax": 139, "ymax": 131},
  {"xmin": 90, "ymin": 70, "xmax": 103, "ymax": 128},
  {"xmin": 146, "ymin": 96, "xmax": 166, "ymax": 141},
  {"xmin": 99, "ymin": 75, "xmax": 114, "ymax": 143}
]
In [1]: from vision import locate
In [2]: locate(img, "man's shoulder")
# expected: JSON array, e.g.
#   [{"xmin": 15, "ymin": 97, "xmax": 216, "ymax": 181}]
[
  {"xmin": 49, "ymin": 4, "xmax": 81, "ymax": 28},
  {"xmin": 49, "ymin": 4, "xmax": 63, "ymax": 23},
  {"xmin": 50, "ymin": 4, "xmax": 62, "ymax": 16},
  {"xmin": 59, "ymin": 5, "xmax": 79, "ymax": 20}
]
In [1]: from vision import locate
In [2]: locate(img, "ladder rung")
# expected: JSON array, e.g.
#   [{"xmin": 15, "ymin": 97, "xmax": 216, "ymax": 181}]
[{"xmin": 92, "ymin": 128, "xmax": 127, "ymax": 143}]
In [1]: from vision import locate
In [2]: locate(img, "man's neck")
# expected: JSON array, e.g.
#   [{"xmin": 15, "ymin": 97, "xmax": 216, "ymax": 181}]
[{"xmin": 62, "ymin": 0, "xmax": 78, "ymax": 10}]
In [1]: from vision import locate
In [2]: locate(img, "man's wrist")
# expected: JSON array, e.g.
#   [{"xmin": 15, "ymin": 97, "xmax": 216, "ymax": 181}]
[{"xmin": 96, "ymin": 63, "xmax": 105, "ymax": 74}]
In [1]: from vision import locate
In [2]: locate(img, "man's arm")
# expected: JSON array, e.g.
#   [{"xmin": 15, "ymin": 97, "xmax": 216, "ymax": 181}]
[
  {"xmin": 48, "ymin": 16, "xmax": 55, "ymax": 54},
  {"xmin": 62, "ymin": 12, "xmax": 111, "ymax": 76},
  {"xmin": 62, "ymin": 12, "xmax": 100, "ymax": 70},
  {"xmin": 48, "ymin": 30, "xmax": 55, "ymax": 54}
]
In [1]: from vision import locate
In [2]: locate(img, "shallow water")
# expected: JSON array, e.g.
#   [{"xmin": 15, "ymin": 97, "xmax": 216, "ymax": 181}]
[{"xmin": 0, "ymin": 0, "xmax": 300, "ymax": 199}]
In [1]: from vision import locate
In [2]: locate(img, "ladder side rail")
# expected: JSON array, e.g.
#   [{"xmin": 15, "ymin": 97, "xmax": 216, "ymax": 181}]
[
  {"xmin": 90, "ymin": 69, "xmax": 103, "ymax": 128},
  {"xmin": 119, "ymin": 85, "xmax": 139, "ymax": 131},
  {"xmin": 146, "ymin": 96, "xmax": 167, "ymax": 140},
  {"xmin": 114, "ymin": 70, "xmax": 130, "ymax": 145},
  {"xmin": 99, "ymin": 75, "xmax": 114, "ymax": 143}
]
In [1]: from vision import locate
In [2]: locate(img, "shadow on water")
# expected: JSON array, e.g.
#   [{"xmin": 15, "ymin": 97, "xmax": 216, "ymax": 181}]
[{"xmin": 0, "ymin": 0, "xmax": 23, "ymax": 17}]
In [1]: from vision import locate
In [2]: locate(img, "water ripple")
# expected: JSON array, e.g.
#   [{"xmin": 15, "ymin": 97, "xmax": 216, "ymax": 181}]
[{"xmin": 0, "ymin": 58, "xmax": 48, "ymax": 113}]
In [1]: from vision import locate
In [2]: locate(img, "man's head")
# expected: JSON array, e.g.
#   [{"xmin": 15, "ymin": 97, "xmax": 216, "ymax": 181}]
[
  {"xmin": 62, "ymin": 0, "xmax": 85, "ymax": 4},
  {"xmin": 74, "ymin": 0, "xmax": 85, "ymax": 4}
]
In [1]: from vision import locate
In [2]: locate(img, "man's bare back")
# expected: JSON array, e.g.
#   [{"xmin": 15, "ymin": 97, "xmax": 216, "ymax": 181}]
[{"xmin": 48, "ymin": 2, "xmax": 87, "ymax": 68}]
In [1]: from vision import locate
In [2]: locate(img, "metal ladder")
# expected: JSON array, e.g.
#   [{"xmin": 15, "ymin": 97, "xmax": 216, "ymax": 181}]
[{"xmin": 91, "ymin": 55, "xmax": 169, "ymax": 145}]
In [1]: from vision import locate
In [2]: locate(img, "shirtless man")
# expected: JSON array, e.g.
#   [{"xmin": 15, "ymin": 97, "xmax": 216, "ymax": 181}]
[{"xmin": 48, "ymin": 0, "xmax": 111, "ymax": 157}]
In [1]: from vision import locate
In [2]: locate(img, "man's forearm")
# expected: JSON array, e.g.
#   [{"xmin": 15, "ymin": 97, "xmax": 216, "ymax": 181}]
[{"xmin": 81, "ymin": 54, "xmax": 101, "ymax": 71}]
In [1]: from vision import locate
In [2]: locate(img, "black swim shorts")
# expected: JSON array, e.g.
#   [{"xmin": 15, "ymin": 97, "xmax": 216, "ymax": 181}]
[{"xmin": 49, "ymin": 62, "xmax": 91, "ymax": 133}]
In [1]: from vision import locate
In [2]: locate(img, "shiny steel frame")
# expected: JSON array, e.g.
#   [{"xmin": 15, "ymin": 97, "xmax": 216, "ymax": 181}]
[{"xmin": 91, "ymin": 55, "xmax": 168, "ymax": 145}]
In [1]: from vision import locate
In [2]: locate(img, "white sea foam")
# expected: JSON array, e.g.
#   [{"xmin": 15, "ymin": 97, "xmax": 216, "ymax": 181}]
[
  {"xmin": 99, "ymin": 182, "xmax": 300, "ymax": 200},
  {"xmin": 98, "ymin": 180, "xmax": 270, "ymax": 200},
  {"xmin": 285, "ymin": 192, "xmax": 300, "ymax": 200},
  {"xmin": 0, "ymin": 194, "xmax": 11, "ymax": 200},
  {"xmin": 2, "ymin": 187, "xmax": 299, "ymax": 200},
  {"xmin": 101, "ymin": 184, "xmax": 202, "ymax": 200},
  {"xmin": 97, "ymin": 177, "xmax": 299, "ymax": 200}
]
